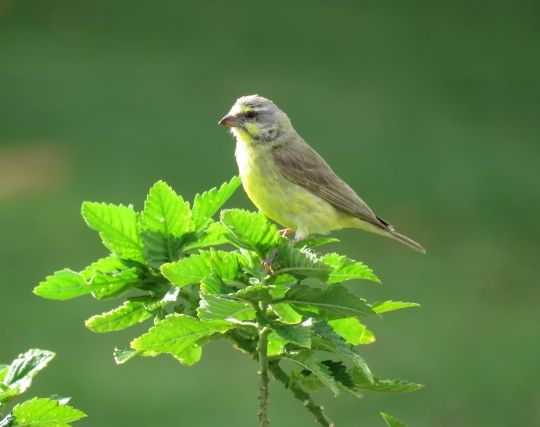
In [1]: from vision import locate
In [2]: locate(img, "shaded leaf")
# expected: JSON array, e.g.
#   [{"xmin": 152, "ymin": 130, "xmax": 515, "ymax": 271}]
[
  {"xmin": 161, "ymin": 250, "xmax": 240, "ymax": 288},
  {"xmin": 113, "ymin": 348, "xmax": 139, "ymax": 365},
  {"xmin": 85, "ymin": 301, "xmax": 156, "ymax": 333},
  {"xmin": 322, "ymin": 253, "xmax": 380, "ymax": 284},
  {"xmin": 81, "ymin": 202, "xmax": 143, "ymax": 261},
  {"xmin": 268, "ymin": 323, "xmax": 311, "ymax": 348},
  {"xmin": 267, "ymin": 332, "xmax": 289, "ymax": 356},
  {"xmin": 12, "ymin": 397, "xmax": 86, "ymax": 426},
  {"xmin": 311, "ymin": 321, "xmax": 373, "ymax": 383},
  {"xmin": 197, "ymin": 295, "xmax": 255, "ymax": 322},
  {"xmin": 273, "ymin": 244, "xmax": 329, "ymax": 280},
  {"xmin": 352, "ymin": 369, "xmax": 424, "ymax": 393},
  {"xmin": 372, "ymin": 301, "xmax": 420, "ymax": 314},
  {"xmin": 183, "ymin": 222, "xmax": 229, "ymax": 252},
  {"xmin": 220, "ymin": 209, "xmax": 281, "ymax": 255},
  {"xmin": 381, "ymin": 412, "xmax": 407, "ymax": 427},
  {"xmin": 282, "ymin": 285, "xmax": 374, "ymax": 319},
  {"xmin": 285, "ymin": 352, "xmax": 339, "ymax": 396},
  {"xmin": 131, "ymin": 314, "xmax": 233, "ymax": 358},
  {"xmin": 328, "ymin": 318, "xmax": 375, "ymax": 345},
  {"xmin": 192, "ymin": 177, "xmax": 241, "ymax": 231},
  {"xmin": 3, "ymin": 350, "xmax": 55, "ymax": 396},
  {"xmin": 295, "ymin": 236, "xmax": 339, "ymax": 249}
]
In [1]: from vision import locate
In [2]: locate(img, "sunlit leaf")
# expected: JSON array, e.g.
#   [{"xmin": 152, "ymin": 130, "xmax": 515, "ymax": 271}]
[
  {"xmin": 81, "ymin": 202, "xmax": 143, "ymax": 261},
  {"xmin": 85, "ymin": 301, "xmax": 156, "ymax": 333},
  {"xmin": 328, "ymin": 318, "xmax": 375, "ymax": 345},
  {"xmin": 192, "ymin": 177, "xmax": 241, "ymax": 231},
  {"xmin": 12, "ymin": 397, "xmax": 86, "ymax": 426},
  {"xmin": 372, "ymin": 301, "xmax": 420, "ymax": 314},
  {"xmin": 322, "ymin": 253, "xmax": 380, "ymax": 284},
  {"xmin": 197, "ymin": 294, "xmax": 255, "ymax": 322},
  {"xmin": 380, "ymin": 412, "xmax": 407, "ymax": 427}
]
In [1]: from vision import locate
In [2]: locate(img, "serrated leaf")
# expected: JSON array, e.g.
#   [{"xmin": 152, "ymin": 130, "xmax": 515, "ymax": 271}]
[
  {"xmin": 282, "ymin": 285, "xmax": 374, "ymax": 319},
  {"xmin": 285, "ymin": 352, "xmax": 339, "ymax": 396},
  {"xmin": 351, "ymin": 369, "xmax": 424, "ymax": 393},
  {"xmin": 267, "ymin": 332, "xmax": 289, "ymax": 356},
  {"xmin": 192, "ymin": 177, "xmax": 241, "ymax": 231},
  {"xmin": 230, "ymin": 285, "xmax": 271, "ymax": 303},
  {"xmin": 85, "ymin": 301, "xmax": 156, "ymax": 333},
  {"xmin": 161, "ymin": 249, "xmax": 240, "ymax": 288},
  {"xmin": 86, "ymin": 268, "xmax": 140, "ymax": 300},
  {"xmin": 199, "ymin": 274, "xmax": 233, "ymax": 295},
  {"xmin": 271, "ymin": 303, "xmax": 302, "ymax": 325},
  {"xmin": 113, "ymin": 348, "xmax": 139, "ymax": 365},
  {"xmin": 268, "ymin": 323, "xmax": 311, "ymax": 348},
  {"xmin": 273, "ymin": 243, "xmax": 330, "ymax": 280},
  {"xmin": 12, "ymin": 397, "xmax": 86, "ymax": 426},
  {"xmin": 141, "ymin": 181, "xmax": 191, "ymax": 237},
  {"xmin": 131, "ymin": 314, "xmax": 233, "ymax": 359},
  {"xmin": 172, "ymin": 345, "xmax": 202, "ymax": 366},
  {"xmin": 197, "ymin": 294, "xmax": 255, "ymax": 322},
  {"xmin": 380, "ymin": 412, "xmax": 407, "ymax": 427},
  {"xmin": 322, "ymin": 253, "xmax": 380, "ymax": 284},
  {"xmin": 183, "ymin": 222, "xmax": 229, "ymax": 252},
  {"xmin": 311, "ymin": 321, "xmax": 373, "ymax": 383},
  {"xmin": 80, "ymin": 256, "xmax": 126, "ymax": 280},
  {"xmin": 328, "ymin": 318, "xmax": 375, "ymax": 345},
  {"xmin": 220, "ymin": 209, "xmax": 281, "ymax": 255},
  {"xmin": 141, "ymin": 231, "xmax": 184, "ymax": 268},
  {"xmin": 81, "ymin": 202, "xmax": 143, "ymax": 261},
  {"xmin": 3, "ymin": 350, "xmax": 55, "ymax": 396},
  {"xmin": 372, "ymin": 300, "xmax": 420, "ymax": 314},
  {"xmin": 33, "ymin": 270, "xmax": 90, "ymax": 301}
]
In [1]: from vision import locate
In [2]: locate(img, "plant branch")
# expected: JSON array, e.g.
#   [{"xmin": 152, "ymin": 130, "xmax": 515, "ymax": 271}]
[
  {"xmin": 228, "ymin": 331, "xmax": 335, "ymax": 427},
  {"xmin": 257, "ymin": 326, "xmax": 270, "ymax": 427}
]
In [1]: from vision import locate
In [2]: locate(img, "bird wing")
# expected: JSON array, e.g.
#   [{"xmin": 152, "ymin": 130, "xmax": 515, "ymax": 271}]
[{"xmin": 272, "ymin": 136, "xmax": 390, "ymax": 230}]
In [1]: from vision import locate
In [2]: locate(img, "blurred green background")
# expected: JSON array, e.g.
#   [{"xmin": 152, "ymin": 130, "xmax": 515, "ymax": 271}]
[{"xmin": 1, "ymin": 0, "xmax": 539, "ymax": 425}]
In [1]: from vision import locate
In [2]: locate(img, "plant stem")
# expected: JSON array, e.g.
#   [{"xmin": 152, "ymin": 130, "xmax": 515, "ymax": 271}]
[
  {"xmin": 257, "ymin": 326, "xmax": 271, "ymax": 427},
  {"xmin": 228, "ymin": 331, "xmax": 335, "ymax": 427}
]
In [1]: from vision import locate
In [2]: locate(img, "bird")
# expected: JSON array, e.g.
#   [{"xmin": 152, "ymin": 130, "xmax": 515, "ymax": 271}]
[{"xmin": 218, "ymin": 95, "xmax": 425, "ymax": 253}]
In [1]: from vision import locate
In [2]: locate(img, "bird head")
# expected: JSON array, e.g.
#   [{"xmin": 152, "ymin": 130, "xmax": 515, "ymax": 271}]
[{"xmin": 218, "ymin": 95, "xmax": 292, "ymax": 142}]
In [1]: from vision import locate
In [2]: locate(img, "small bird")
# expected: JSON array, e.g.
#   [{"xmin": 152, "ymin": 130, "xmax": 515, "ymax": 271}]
[{"xmin": 219, "ymin": 95, "xmax": 425, "ymax": 253}]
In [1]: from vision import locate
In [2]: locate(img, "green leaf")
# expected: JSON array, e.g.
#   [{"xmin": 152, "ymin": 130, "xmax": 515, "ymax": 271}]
[
  {"xmin": 311, "ymin": 321, "xmax": 373, "ymax": 383},
  {"xmin": 231, "ymin": 285, "xmax": 271, "ymax": 303},
  {"xmin": 81, "ymin": 202, "xmax": 143, "ymax": 261},
  {"xmin": 380, "ymin": 412, "xmax": 407, "ymax": 427},
  {"xmin": 286, "ymin": 352, "xmax": 339, "ymax": 396},
  {"xmin": 172, "ymin": 345, "xmax": 202, "ymax": 366},
  {"xmin": 140, "ymin": 181, "xmax": 191, "ymax": 266},
  {"xmin": 220, "ymin": 209, "xmax": 281, "ymax": 255},
  {"xmin": 3, "ymin": 350, "xmax": 55, "ymax": 395},
  {"xmin": 0, "ymin": 414, "xmax": 15, "ymax": 426},
  {"xmin": 161, "ymin": 250, "xmax": 240, "ymax": 288},
  {"xmin": 273, "ymin": 243, "xmax": 329, "ymax": 280},
  {"xmin": 270, "ymin": 303, "xmax": 302, "ymax": 325},
  {"xmin": 322, "ymin": 253, "xmax": 380, "ymax": 284},
  {"xmin": 183, "ymin": 222, "xmax": 229, "ymax": 252},
  {"xmin": 131, "ymin": 314, "xmax": 233, "ymax": 359},
  {"xmin": 86, "ymin": 268, "xmax": 140, "ymax": 300},
  {"xmin": 352, "ymin": 369, "xmax": 424, "ymax": 393},
  {"xmin": 113, "ymin": 348, "xmax": 139, "ymax": 365},
  {"xmin": 85, "ymin": 301, "xmax": 156, "ymax": 333},
  {"xmin": 80, "ymin": 256, "xmax": 126, "ymax": 280},
  {"xmin": 328, "ymin": 318, "xmax": 375, "ymax": 345},
  {"xmin": 141, "ymin": 181, "xmax": 191, "ymax": 237},
  {"xmin": 192, "ymin": 177, "xmax": 241, "ymax": 231},
  {"xmin": 372, "ymin": 301, "xmax": 420, "ymax": 314},
  {"xmin": 199, "ymin": 274, "xmax": 233, "ymax": 295},
  {"xmin": 267, "ymin": 332, "xmax": 289, "ymax": 356},
  {"xmin": 197, "ymin": 294, "xmax": 255, "ymax": 322},
  {"xmin": 282, "ymin": 285, "xmax": 375, "ymax": 319},
  {"xmin": 33, "ymin": 270, "xmax": 90, "ymax": 301},
  {"xmin": 268, "ymin": 323, "xmax": 311, "ymax": 348},
  {"xmin": 12, "ymin": 397, "xmax": 86, "ymax": 426}
]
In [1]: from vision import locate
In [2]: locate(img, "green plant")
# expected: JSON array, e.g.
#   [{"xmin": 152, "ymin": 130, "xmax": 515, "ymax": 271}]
[
  {"xmin": 0, "ymin": 349, "xmax": 86, "ymax": 426},
  {"xmin": 34, "ymin": 177, "xmax": 421, "ymax": 426}
]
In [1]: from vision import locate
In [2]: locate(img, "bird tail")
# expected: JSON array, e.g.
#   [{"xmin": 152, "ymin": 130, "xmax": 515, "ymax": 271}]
[{"xmin": 386, "ymin": 229, "xmax": 426, "ymax": 254}]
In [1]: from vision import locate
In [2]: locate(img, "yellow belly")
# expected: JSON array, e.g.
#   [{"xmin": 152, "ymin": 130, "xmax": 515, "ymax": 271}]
[{"xmin": 235, "ymin": 138, "xmax": 348, "ymax": 237}]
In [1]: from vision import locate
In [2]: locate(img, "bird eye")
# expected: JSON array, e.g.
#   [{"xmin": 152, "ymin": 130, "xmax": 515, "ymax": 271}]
[{"xmin": 245, "ymin": 111, "xmax": 257, "ymax": 119}]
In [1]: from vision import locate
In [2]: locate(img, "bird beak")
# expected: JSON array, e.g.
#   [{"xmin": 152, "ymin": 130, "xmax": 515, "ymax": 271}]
[{"xmin": 218, "ymin": 114, "xmax": 240, "ymax": 127}]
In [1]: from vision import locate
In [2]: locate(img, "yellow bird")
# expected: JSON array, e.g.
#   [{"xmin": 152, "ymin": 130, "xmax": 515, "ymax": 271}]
[{"xmin": 219, "ymin": 95, "xmax": 425, "ymax": 253}]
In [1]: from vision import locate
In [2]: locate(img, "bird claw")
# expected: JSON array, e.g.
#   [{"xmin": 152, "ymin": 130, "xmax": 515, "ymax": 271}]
[{"xmin": 262, "ymin": 248, "xmax": 278, "ymax": 275}]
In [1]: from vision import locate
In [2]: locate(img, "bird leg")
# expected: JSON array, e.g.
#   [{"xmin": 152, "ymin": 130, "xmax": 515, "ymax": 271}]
[
  {"xmin": 262, "ymin": 248, "xmax": 279, "ymax": 275},
  {"xmin": 278, "ymin": 227, "xmax": 294, "ymax": 237}
]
